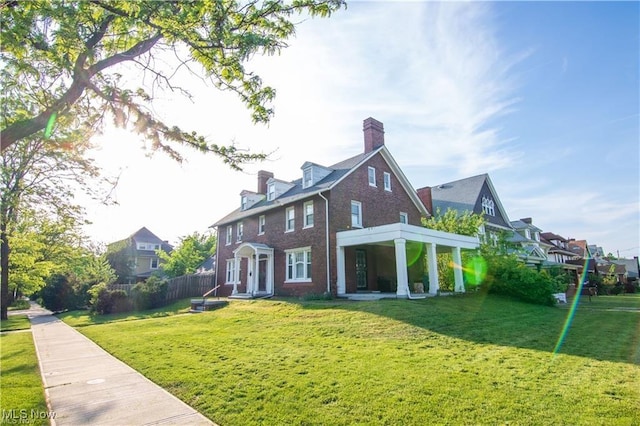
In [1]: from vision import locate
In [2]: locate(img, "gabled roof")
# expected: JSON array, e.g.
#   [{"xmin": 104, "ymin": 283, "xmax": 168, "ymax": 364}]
[
  {"xmin": 425, "ymin": 173, "xmax": 511, "ymax": 228},
  {"xmin": 212, "ymin": 146, "xmax": 428, "ymax": 227},
  {"xmin": 109, "ymin": 227, "xmax": 173, "ymax": 254}
]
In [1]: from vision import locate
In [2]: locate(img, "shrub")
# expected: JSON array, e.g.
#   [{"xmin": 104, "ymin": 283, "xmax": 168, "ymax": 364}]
[
  {"xmin": 482, "ymin": 253, "xmax": 556, "ymax": 306},
  {"xmin": 88, "ymin": 283, "xmax": 131, "ymax": 314},
  {"xmin": 131, "ymin": 276, "xmax": 168, "ymax": 310},
  {"xmin": 39, "ymin": 274, "xmax": 84, "ymax": 312}
]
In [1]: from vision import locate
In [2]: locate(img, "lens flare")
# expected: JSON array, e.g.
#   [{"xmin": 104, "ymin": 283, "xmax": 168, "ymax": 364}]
[
  {"xmin": 464, "ymin": 256, "xmax": 487, "ymax": 286},
  {"xmin": 44, "ymin": 112, "xmax": 57, "ymax": 139},
  {"xmin": 552, "ymin": 258, "xmax": 591, "ymax": 357},
  {"xmin": 406, "ymin": 241, "xmax": 424, "ymax": 267}
]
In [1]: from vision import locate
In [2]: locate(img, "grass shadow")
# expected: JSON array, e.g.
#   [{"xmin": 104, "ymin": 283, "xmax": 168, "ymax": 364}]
[{"xmin": 294, "ymin": 293, "xmax": 640, "ymax": 364}]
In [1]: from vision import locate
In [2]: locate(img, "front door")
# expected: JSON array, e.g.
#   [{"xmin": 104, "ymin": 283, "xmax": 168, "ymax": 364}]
[
  {"xmin": 258, "ymin": 257, "xmax": 267, "ymax": 292},
  {"xmin": 355, "ymin": 249, "xmax": 368, "ymax": 290}
]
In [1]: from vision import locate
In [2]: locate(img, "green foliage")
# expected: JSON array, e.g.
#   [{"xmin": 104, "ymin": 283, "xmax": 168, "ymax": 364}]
[
  {"xmin": 422, "ymin": 208, "xmax": 485, "ymax": 291},
  {"xmin": 88, "ymin": 283, "xmax": 131, "ymax": 315},
  {"xmin": 158, "ymin": 231, "xmax": 216, "ymax": 278},
  {"xmin": 543, "ymin": 266, "xmax": 574, "ymax": 293},
  {"xmin": 481, "ymin": 250, "xmax": 556, "ymax": 306},
  {"xmin": 105, "ymin": 239, "xmax": 135, "ymax": 283},
  {"xmin": 131, "ymin": 276, "xmax": 168, "ymax": 310},
  {"xmin": 1, "ymin": 0, "xmax": 345, "ymax": 167}
]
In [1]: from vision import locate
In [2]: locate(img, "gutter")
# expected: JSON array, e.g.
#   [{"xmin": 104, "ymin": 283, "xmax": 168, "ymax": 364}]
[{"xmin": 318, "ymin": 191, "xmax": 331, "ymax": 295}]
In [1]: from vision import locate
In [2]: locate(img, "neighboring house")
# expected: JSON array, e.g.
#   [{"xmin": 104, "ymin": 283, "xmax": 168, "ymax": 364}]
[
  {"xmin": 508, "ymin": 218, "xmax": 550, "ymax": 268},
  {"xmin": 539, "ymin": 231, "xmax": 581, "ymax": 278},
  {"xmin": 195, "ymin": 255, "xmax": 216, "ymax": 274},
  {"xmin": 596, "ymin": 262, "xmax": 627, "ymax": 283},
  {"xmin": 611, "ymin": 257, "xmax": 640, "ymax": 283},
  {"xmin": 212, "ymin": 118, "xmax": 479, "ymax": 299},
  {"xmin": 416, "ymin": 174, "xmax": 513, "ymax": 246},
  {"xmin": 107, "ymin": 227, "xmax": 173, "ymax": 283}
]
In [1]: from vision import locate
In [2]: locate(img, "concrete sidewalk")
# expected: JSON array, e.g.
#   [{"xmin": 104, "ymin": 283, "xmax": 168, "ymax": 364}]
[{"xmin": 26, "ymin": 304, "xmax": 214, "ymax": 425}]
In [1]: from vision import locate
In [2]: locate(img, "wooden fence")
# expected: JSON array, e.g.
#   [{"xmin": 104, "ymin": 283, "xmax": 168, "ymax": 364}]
[{"xmin": 109, "ymin": 273, "xmax": 217, "ymax": 304}]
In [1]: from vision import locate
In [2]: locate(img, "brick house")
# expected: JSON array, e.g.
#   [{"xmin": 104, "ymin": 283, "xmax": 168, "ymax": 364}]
[{"xmin": 212, "ymin": 118, "xmax": 479, "ymax": 299}]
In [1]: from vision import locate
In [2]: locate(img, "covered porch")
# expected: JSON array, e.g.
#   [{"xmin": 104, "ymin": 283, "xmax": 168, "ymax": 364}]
[
  {"xmin": 336, "ymin": 223, "xmax": 480, "ymax": 299},
  {"xmin": 230, "ymin": 242, "xmax": 274, "ymax": 298}
]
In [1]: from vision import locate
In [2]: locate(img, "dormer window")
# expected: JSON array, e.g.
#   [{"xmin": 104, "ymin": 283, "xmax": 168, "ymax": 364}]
[
  {"xmin": 241, "ymin": 195, "xmax": 247, "ymax": 210},
  {"xmin": 303, "ymin": 168, "xmax": 313, "ymax": 189},
  {"xmin": 267, "ymin": 183, "xmax": 275, "ymax": 201}
]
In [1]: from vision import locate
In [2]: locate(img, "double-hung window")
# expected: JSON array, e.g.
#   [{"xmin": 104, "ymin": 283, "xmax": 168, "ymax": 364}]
[
  {"xmin": 285, "ymin": 248, "xmax": 312, "ymax": 282},
  {"xmin": 226, "ymin": 226, "xmax": 232, "ymax": 245},
  {"xmin": 258, "ymin": 215, "xmax": 266, "ymax": 235},
  {"xmin": 399, "ymin": 212, "xmax": 408, "ymax": 224},
  {"xmin": 150, "ymin": 258, "xmax": 159, "ymax": 269},
  {"xmin": 225, "ymin": 259, "xmax": 236, "ymax": 283},
  {"xmin": 368, "ymin": 167, "xmax": 376, "ymax": 187},
  {"xmin": 351, "ymin": 200, "xmax": 362, "ymax": 228},
  {"xmin": 303, "ymin": 201, "xmax": 314, "ymax": 228},
  {"xmin": 236, "ymin": 222, "xmax": 243, "ymax": 242},
  {"xmin": 285, "ymin": 207, "xmax": 295, "ymax": 232},
  {"xmin": 384, "ymin": 172, "xmax": 392, "ymax": 191}
]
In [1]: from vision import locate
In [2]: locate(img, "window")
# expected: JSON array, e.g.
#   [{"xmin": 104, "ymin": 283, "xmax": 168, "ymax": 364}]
[
  {"xmin": 137, "ymin": 242, "xmax": 160, "ymax": 251},
  {"xmin": 285, "ymin": 248, "xmax": 312, "ymax": 282},
  {"xmin": 285, "ymin": 207, "xmax": 295, "ymax": 232},
  {"xmin": 399, "ymin": 212, "xmax": 408, "ymax": 224},
  {"xmin": 241, "ymin": 195, "xmax": 247, "ymax": 211},
  {"xmin": 368, "ymin": 167, "xmax": 376, "ymax": 187},
  {"xmin": 384, "ymin": 172, "xmax": 392, "ymax": 191},
  {"xmin": 524, "ymin": 228, "xmax": 531, "ymax": 240},
  {"xmin": 351, "ymin": 200, "xmax": 362, "ymax": 228},
  {"xmin": 304, "ymin": 201, "xmax": 314, "ymax": 228},
  {"xmin": 150, "ymin": 258, "xmax": 159, "ymax": 269},
  {"xmin": 481, "ymin": 196, "xmax": 495, "ymax": 216},
  {"xmin": 237, "ymin": 222, "xmax": 243, "ymax": 242},
  {"xmin": 303, "ymin": 168, "xmax": 313, "ymax": 188},
  {"xmin": 225, "ymin": 259, "xmax": 236, "ymax": 284},
  {"xmin": 258, "ymin": 215, "xmax": 266, "ymax": 235},
  {"xmin": 267, "ymin": 183, "xmax": 276, "ymax": 201},
  {"xmin": 226, "ymin": 226, "xmax": 232, "ymax": 245}
]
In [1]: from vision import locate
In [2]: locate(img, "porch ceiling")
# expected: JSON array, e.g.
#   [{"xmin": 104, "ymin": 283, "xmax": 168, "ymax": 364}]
[{"xmin": 336, "ymin": 223, "xmax": 479, "ymax": 250}]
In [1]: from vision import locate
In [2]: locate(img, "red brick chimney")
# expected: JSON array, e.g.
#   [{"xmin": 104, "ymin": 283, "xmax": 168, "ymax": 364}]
[
  {"xmin": 416, "ymin": 187, "xmax": 433, "ymax": 213},
  {"xmin": 257, "ymin": 170, "xmax": 274, "ymax": 194},
  {"xmin": 363, "ymin": 117, "xmax": 385, "ymax": 153}
]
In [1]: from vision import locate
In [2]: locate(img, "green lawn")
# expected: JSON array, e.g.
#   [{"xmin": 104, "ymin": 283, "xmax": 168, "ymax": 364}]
[
  {"xmin": 1, "ymin": 314, "xmax": 31, "ymax": 332},
  {"xmin": 0, "ymin": 328, "xmax": 48, "ymax": 425},
  {"xmin": 67, "ymin": 294, "xmax": 640, "ymax": 425}
]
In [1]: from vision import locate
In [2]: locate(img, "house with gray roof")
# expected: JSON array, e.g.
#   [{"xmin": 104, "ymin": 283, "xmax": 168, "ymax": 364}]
[
  {"xmin": 106, "ymin": 227, "xmax": 173, "ymax": 283},
  {"xmin": 211, "ymin": 118, "xmax": 479, "ymax": 299},
  {"xmin": 416, "ymin": 173, "xmax": 512, "ymax": 246}
]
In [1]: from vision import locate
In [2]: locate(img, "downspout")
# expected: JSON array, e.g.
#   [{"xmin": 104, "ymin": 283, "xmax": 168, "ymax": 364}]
[{"xmin": 319, "ymin": 192, "xmax": 331, "ymax": 295}]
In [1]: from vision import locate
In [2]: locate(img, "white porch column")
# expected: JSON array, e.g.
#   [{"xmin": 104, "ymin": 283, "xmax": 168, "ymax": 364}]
[
  {"xmin": 394, "ymin": 238, "xmax": 409, "ymax": 298},
  {"xmin": 232, "ymin": 256, "xmax": 240, "ymax": 295},
  {"xmin": 452, "ymin": 246, "xmax": 465, "ymax": 293},
  {"xmin": 426, "ymin": 242, "xmax": 439, "ymax": 295},
  {"xmin": 336, "ymin": 246, "xmax": 346, "ymax": 295},
  {"xmin": 253, "ymin": 254, "xmax": 260, "ymax": 295},
  {"xmin": 268, "ymin": 253, "xmax": 274, "ymax": 294}
]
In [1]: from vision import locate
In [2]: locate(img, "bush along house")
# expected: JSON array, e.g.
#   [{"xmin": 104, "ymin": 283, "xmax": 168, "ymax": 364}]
[{"xmin": 212, "ymin": 118, "xmax": 479, "ymax": 299}]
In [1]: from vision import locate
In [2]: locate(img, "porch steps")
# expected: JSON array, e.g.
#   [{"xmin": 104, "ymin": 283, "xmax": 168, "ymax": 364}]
[
  {"xmin": 189, "ymin": 299, "xmax": 228, "ymax": 313},
  {"xmin": 228, "ymin": 293, "xmax": 273, "ymax": 300}
]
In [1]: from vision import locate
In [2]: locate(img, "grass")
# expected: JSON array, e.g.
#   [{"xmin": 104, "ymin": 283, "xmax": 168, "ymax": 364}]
[
  {"xmin": 57, "ymin": 298, "xmax": 192, "ymax": 327},
  {"xmin": 66, "ymin": 294, "xmax": 640, "ymax": 425},
  {"xmin": 1, "ymin": 315, "xmax": 31, "ymax": 332},
  {"xmin": 0, "ymin": 327, "xmax": 48, "ymax": 425}
]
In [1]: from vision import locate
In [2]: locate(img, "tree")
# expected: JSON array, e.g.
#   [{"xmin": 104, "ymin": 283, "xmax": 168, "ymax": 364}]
[
  {"xmin": 0, "ymin": 0, "xmax": 345, "ymax": 167},
  {"xmin": 158, "ymin": 231, "xmax": 217, "ymax": 278}
]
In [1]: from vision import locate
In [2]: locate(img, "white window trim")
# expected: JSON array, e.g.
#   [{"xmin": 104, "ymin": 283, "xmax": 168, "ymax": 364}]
[
  {"xmin": 303, "ymin": 201, "xmax": 314, "ymax": 229},
  {"xmin": 225, "ymin": 259, "xmax": 236, "ymax": 284},
  {"xmin": 267, "ymin": 183, "xmax": 276, "ymax": 201},
  {"xmin": 285, "ymin": 206, "xmax": 295, "ymax": 233},
  {"xmin": 384, "ymin": 172, "xmax": 392, "ymax": 192},
  {"xmin": 241, "ymin": 195, "xmax": 247, "ymax": 211},
  {"xmin": 399, "ymin": 212, "xmax": 408, "ymax": 224},
  {"xmin": 303, "ymin": 168, "xmax": 313, "ymax": 189},
  {"xmin": 368, "ymin": 167, "xmax": 376, "ymax": 187},
  {"xmin": 284, "ymin": 247, "xmax": 312, "ymax": 283},
  {"xmin": 150, "ymin": 258, "xmax": 159, "ymax": 269},
  {"xmin": 258, "ymin": 215, "xmax": 266, "ymax": 235},
  {"xmin": 236, "ymin": 222, "xmax": 243, "ymax": 243},
  {"xmin": 225, "ymin": 226, "xmax": 232, "ymax": 246},
  {"xmin": 351, "ymin": 200, "xmax": 363, "ymax": 228}
]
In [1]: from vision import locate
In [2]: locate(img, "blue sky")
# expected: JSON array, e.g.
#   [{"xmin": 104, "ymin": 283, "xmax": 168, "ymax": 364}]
[{"xmin": 86, "ymin": 1, "xmax": 639, "ymax": 258}]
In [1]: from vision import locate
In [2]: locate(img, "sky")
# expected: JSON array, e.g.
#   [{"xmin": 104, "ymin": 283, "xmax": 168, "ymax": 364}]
[{"xmin": 84, "ymin": 1, "xmax": 639, "ymax": 258}]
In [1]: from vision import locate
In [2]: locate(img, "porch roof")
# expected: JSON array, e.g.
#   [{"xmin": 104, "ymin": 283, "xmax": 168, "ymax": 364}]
[
  {"xmin": 336, "ymin": 223, "xmax": 479, "ymax": 251},
  {"xmin": 233, "ymin": 242, "xmax": 273, "ymax": 257}
]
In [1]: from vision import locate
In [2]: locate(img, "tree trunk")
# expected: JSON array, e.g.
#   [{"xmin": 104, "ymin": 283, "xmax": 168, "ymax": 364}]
[{"xmin": 1, "ymin": 218, "xmax": 9, "ymax": 320}]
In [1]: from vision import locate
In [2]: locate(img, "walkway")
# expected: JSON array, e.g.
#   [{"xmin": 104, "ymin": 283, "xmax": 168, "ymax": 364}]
[{"xmin": 23, "ymin": 303, "xmax": 214, "ymax": 425}]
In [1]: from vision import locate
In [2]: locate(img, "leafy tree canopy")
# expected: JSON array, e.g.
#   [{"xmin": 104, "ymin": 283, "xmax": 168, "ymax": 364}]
[
  {"xmin": 0, "ymin": 0, "xmax": 345, "ymax": 168},
  {"xmin": 422, "ymin": 208, "xmax": 485, "ymax": 237},
  {"xmin": 158, "ymin": 231, "xmax": 216, "ymax": 278}
]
